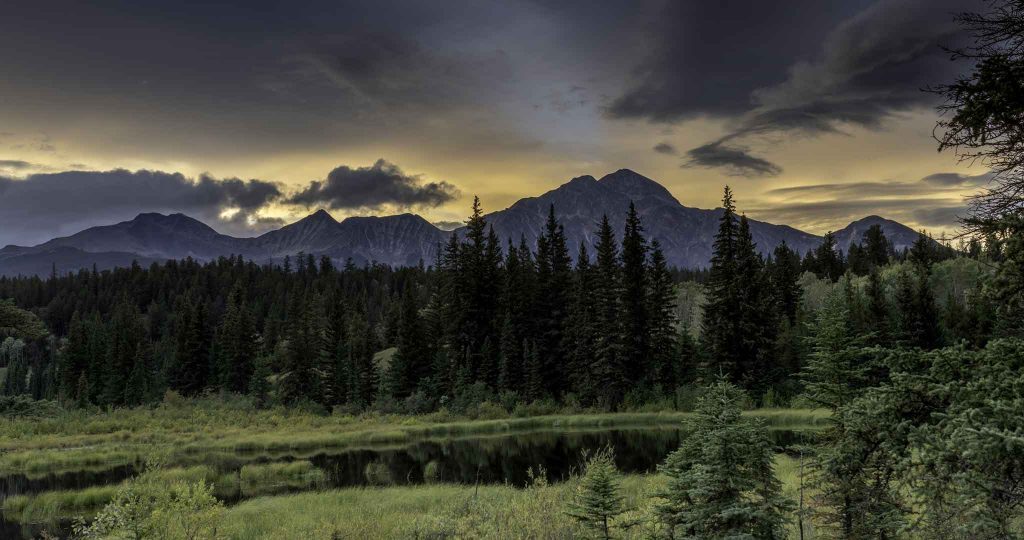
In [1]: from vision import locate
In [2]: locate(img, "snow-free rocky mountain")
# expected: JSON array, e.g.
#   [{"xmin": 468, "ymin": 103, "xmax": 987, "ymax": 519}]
[{"xmin": 0, "ymin": 169, "xmax": 925, "ymax": 276}]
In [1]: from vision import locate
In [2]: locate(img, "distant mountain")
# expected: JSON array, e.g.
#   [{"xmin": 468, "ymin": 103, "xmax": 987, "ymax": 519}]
[
  {"xmin": 0, "ymin": 169, "xmax": 928, "ymax": 276},
  {"xmin": 471, "ymin": 169, "xmax": 821, "ymax": 268},
  {"xmin": 832, "ymin": 215, "xmax": 924, "ymax": 253}
]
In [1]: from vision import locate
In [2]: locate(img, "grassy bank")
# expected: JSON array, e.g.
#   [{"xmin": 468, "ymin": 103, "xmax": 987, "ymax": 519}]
[
  {"xmin": 0, "ymin": 397, "xmax": 827, "ymax": 477},
  {"xmin": 218, "ymin": 455, "xmax": 814, "ymax": 539},
  {"xmin": 2, "ymin": 461, "xmax": 326, "ymax": 523}
]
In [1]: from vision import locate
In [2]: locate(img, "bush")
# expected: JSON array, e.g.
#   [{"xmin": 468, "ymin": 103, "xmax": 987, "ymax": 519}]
[
  {"xmin": 0, "ymin": 396, "xmax": 62, "ymax": 418},
  {"xmin": 512, "ymin": 399, "xmax": 560, "ymax": 418},
  {"xmin": 402, "ymin": 391, "xmax": 435, "ymax": 415},
  {"xmin": 472, "ymin": 401, "xmax": 507, "ymax": 420}
]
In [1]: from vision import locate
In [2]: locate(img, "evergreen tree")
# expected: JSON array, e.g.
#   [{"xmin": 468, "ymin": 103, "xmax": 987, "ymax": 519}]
[
  {"xmin": 103, "ymin": 296, "xmax": 144, "ymax": 405},
  {"xmin": 592, "ymin": 215, "xmax": 625, "ymax": 407},
  {"xmin": 655, "ymin": 381, "xmax": 790, "ymax": 539},
  {"xmin": 534, "ymin": 205, "xmax": 572, "ymax": 397},
  {"xmin": 646, "ymin": 240, "xmax": 678, "ymax": 391},
  {"xmin": 766, "ymin": 241, "xmax": 802, "ymax": 325},
  {"xmin": 387, "ymin": 289, "xmax": 429, "ymax": 399},
  {"xmin": 566, "ymin": 447, "xmax": 625, "ymax": 540},
  {"xmin": 215, "ymin": 284, "xmax": 255, "ymax": 394},
  {"xmin": 702, "ymin": 186, "xmax": 741, "ymax": 380},
  {"xmin": 171, "ymin": 295, "xmax": 211, "ymax": 396},
  {"xmin": 566, "ymin": 243, "xmax": 599, "ymax": 403},
  {"xmin": 814, "ymin": 232, "xmax": 844, "ymax": 282},
  {"xmin": 619, "ymin": 202, "xmax": 649, "ymax": 385},
  {"xmin": 862, "ymin": 224, "xmax": 891, "ymax": 267}
]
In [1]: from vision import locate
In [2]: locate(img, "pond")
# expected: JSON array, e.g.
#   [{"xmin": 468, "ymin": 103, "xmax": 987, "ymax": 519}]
[{"xmin": 0, "ymin": 426, "xmax": 813, "ymax": 539}]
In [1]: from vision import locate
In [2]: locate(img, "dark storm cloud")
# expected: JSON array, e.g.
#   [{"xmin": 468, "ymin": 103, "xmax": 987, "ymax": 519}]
[
  {"xmin": 608, "ymin": 0, "xmax": 968, "ymax": 175},
  {"xmin": 0, "ymin": 169, "xmax": 283, "ymax": 246},
  {"xmin": 288, "ymin": 159, "xmax": 460, "ymax": 210},
  {"xmin": 608, "ymin": 0, "xmax": 869, "ymax": 122},
  {"xmin": 685, "ymin": 142, "xmax": 782, "ymax": 177},
  {"xmin": 653, "ymin": 142, "xmax": 677, "ymax": 155}
]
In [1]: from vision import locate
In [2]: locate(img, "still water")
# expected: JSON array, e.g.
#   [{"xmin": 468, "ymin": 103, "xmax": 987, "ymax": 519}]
[{"xmin": 0, "ymin": 426, "xmax": 810, "ymax": 539}]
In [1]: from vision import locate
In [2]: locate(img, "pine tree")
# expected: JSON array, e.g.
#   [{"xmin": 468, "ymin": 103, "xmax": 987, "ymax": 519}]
[
  {"xmin": 766, "ymin": 241, "xmax": 802, "ymax": 325},
  {"xmin": 814, "ymin": 231, "xmax": 843, "ymax": 281},
  {"xmin": 801, "ymin": 292, "xmax": 871, "ymax": 410},
  {"xmin": 566, "ymin": 242, "xmax": 598, "ymax": 403},
  {"xmin": 620, "ymin": 202, "xmax": 649, "ymax": 385},
  {"xmin": 387, "ymin": 289, "xmax": 429, "ymax": 399},
  {"xmin": 566, "ymin": 447, "xmax": 625, "ymax": 540},
  {"xmin": 171, "ymin": 295, "xmax": 211, "ymax": 397},
  {"xmin": 534, "ymin": 205, "xmax": 571, "ymax": 397},
  {"xmin": 215, "ymin": 284, "xmax": 255, "ymax": 394},
  {"xmin": 702, "ymin": 187, "xmax": 741, "ymax": 380},
  {"xmin": 103, "ymin": 296, "xmax": 144, "ymax": 405},
  {"xmin": 864, "ymin": 266, "xmax": 892, "ymax": 346},
  {"xmin": 592, "ymin": 215, "xmax": 625, "ymax": 408},
  {"xmin": 863, "ymin": 224, "xmax": 891, "ymax": 267},
  {"xmin": 646, "ymin": 240, "xmax": 678, "ymax": 391},
  {"xmin": 655, "ymin": 381, "xmax": 791, "ymax": 539},
  {"xmin": 734, "ymin": 215, "xmax": 776, "ymax": 394}
]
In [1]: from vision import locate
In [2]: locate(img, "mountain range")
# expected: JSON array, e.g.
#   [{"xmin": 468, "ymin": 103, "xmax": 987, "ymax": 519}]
[{"xmin": 0, "ymin": 169, "xmax": 926, "ymax": 276}]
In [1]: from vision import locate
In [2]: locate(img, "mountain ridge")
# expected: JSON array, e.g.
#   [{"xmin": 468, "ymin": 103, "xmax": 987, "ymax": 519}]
[{"xmin": 0, "ymin": 169, "xmax": 928, "ymax": 276}]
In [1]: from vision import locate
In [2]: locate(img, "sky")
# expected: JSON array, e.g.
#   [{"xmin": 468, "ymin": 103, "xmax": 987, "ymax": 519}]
[{"xmin": 0, "ymin": 0, "xmax": 990, "ymax": 246}]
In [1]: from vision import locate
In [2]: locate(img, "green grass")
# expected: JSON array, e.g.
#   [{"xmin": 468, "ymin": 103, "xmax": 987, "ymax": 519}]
[
  {"xmin": 2, "ymin": 461, "xmax": 327, "ymax": 523},
  {"xmin": 0, "ymin": 397, "xmax": 826, "ymax": 477},
  {"xmin": 218, "ymin": 456, "xmax": 814, "ymax": 539}
]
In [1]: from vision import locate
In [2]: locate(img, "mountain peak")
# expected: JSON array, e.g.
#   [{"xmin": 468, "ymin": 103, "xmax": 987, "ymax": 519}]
[
  {"xmin": 305, "ymin": 209, "xmax": 338, "ymax": 223},
  {"xmin": 597, "ymin": 169, "xmax": 679, "ymax": 205}
]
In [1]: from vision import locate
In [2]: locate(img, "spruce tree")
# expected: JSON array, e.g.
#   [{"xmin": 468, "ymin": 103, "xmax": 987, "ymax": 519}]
[
  {"xmin": 215, "ymin": 284, "xmax": 255, "ymax": 394},
  {"xmin": 702, "ymin": 187, "xmax": 741, "ymax": 380},
  {"xmin": 566, "ymin": 447, "xmax": 625, "ymax": 540},
  {"xmin": 387, "ymin": 289, "xmax": 428, "ymax": 399},
  {"xmin": 620, "ymin": 202, "xmax": 649, "ymax": 385},
  {"xmin": 534, "ymin": 205, "xmax": 571, "ymax": 397},
  {"xmin": 646, "ymin": 240, "xmax": 678, "ymax": 391},
  {"xmin": 566, "ymin": 242, "xmax": 599, "ymax": 403},
  {"xmin": 863, "ymin": 224, "xmax": 890, "ymax": 267},
  {"xmin": 592, "ymin": 215, "xmax": 625, "ymax": 408},
  {"xmin": 655, "ymin": 381, "xmax": 790, "ymax": 539}
]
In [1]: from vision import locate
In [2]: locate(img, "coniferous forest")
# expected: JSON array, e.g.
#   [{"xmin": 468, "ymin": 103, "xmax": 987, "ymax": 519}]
[
  {"xmin": 5, "ymin": 1, "xmax": 1024, "ymax": 538},
  {"xmin": 0, "ymin": 193, "xmax": 985, "ymax": 413}
]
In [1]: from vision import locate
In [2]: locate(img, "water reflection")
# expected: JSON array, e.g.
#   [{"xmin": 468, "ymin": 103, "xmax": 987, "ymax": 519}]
[{"xmin": 0, "ymin": 427, "xmax": 811, "ymax": 539}]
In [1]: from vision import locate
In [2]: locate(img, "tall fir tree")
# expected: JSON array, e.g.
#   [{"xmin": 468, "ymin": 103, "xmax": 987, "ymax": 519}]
[
  {"xmin": 646, "ymin": 240, "xmax": 678, "ymax": 391},
  {"xmin": 534, "ymin": 204, "xmax": 571, "ymax": 397},
  {"xmin": 592, "ymin": 215, "xmax": 625, "ymax": 407},
  {"xmin": 619, "ymin": 202, "xmax": 649, "ymax": 385}
]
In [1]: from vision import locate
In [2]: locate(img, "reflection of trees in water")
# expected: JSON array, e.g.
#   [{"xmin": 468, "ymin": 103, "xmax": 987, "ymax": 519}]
[{"xmin": 306, "ymin": 428, "xmax": 725, "ymax": 488}]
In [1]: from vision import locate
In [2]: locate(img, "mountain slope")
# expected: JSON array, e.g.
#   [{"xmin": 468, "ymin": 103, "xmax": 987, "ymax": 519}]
[
  {"xmin": 474, "ymin": 169, "xmax": 821, "ymax": 268},
  {"xmin": 0, "ymin": 169, "xmax": 930, "ymax": 276},
  {"xmin": 833, "ymin": 215, "xmax": 923, "ymax": 253}
]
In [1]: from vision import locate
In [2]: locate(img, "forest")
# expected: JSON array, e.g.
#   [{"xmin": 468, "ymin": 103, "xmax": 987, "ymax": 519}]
[
  {"xmin": 4, "ymin": 1, "xmax": 1024, "ymax": 538},
  {"xmin": 0, "ymin": 192, "xmax": 987, "ymax": 413}
]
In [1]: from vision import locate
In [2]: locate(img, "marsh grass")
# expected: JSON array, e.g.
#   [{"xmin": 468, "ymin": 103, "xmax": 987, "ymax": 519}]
[
  {"xmin": 0, "ymin": 397, "xmax": 826, "ymax": 478},
  {"xmin": 217, "ymin": 459, "xmax": 805, "ymax": 540},
  {"xmin": 2, "ymin": 461, "xmax": 327, "ymax": 523}
]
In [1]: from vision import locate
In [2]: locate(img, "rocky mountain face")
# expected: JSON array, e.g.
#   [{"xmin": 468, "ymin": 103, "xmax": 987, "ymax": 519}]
[
  {"xmin": 832, "ymin": 215, "xmax": 924, "ymax": 253},
  {"xmin": 472, "ymin": 169, "xmax": 821, "ymax": 268},
  {"xmin": 0, "ymin": 169, "xmax": 927, "ymax": 276}
]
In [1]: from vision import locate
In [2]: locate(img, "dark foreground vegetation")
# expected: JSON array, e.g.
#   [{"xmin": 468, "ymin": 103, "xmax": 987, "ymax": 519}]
[{"xmin": 4, "ymin": 1, "xmax": 1024, "ymax": 538}]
